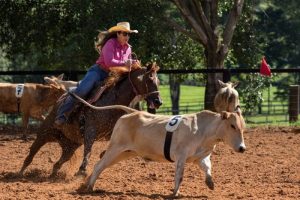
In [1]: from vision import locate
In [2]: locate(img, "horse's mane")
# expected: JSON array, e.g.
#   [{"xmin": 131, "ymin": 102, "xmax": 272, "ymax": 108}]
[
  {"xmin": 99, "ymin": 63, "xmax": 159, "ymax": 94},
  {"xmin": 101, "ymin": 67, "xmax": 146, "ymax": 93}
]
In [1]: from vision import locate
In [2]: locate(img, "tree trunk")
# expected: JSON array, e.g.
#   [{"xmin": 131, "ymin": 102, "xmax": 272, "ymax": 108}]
[
  {"xmin": 169, "ymin": 75, "xmax": 180, "ymax": 115},
  {"xmin": 204, "ymin": 51, "xmax": 224, "ymax": 111}
]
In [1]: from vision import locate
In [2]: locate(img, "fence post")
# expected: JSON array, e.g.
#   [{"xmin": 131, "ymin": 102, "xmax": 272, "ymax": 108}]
[
  {"xmin": 289, "ymin": 85, "xmax": 299, "ymax": 122},
  {"xmin": 223, "ymin": 69, "xmax": 231, "ymax": 83}
]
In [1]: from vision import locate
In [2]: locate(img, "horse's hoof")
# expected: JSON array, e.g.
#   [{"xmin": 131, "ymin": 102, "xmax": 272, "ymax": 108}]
[
  {"xmin": 49, "ymin": 174, "xmax": 57, "ymax": 179},
  {"xmin": 77, "ymin": 183, "xmax": 93, "ymax": 194},
  {"xmin": 205, "ymin": 177, "xmax": 214, "ymax": 190},
  {"xmin": 49, "ymin": 173, "xmax": 57, "ymax": 179},
  {"xmin": 20, "ymin": 135, "xmax": 29, "ymax": 142},
  {"xmin": 18, "ymin": 168, "xmax": 25, "ymax": 175}
]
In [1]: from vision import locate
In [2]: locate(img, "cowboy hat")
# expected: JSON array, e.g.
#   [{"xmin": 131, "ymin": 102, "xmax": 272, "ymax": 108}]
[{"xmin": 108, "ymin": 22, "xmax": 138, "ymax": 33}]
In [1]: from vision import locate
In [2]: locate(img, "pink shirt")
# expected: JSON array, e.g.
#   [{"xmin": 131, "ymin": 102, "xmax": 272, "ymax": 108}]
[{"xmin": 96, "ymin": 38, "xmax": 132, "ymax": 71}]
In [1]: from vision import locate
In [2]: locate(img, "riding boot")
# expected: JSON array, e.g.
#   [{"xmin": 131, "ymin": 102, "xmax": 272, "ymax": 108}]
[{"xmin": 55, "ymin": 64, "xmax": 108, "ymax": 126}]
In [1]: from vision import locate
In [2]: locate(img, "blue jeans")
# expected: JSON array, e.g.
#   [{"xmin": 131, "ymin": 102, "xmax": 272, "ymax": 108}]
[{"xmin": 56, "ymin": 64, "xmax": 108, "ymax": 120}]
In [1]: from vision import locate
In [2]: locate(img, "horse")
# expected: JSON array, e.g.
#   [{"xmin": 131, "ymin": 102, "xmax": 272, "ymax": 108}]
[
  {"xmin": 214, "ymin": 80, "xmax": 240, "ymax": 113},
  {"xmin": 19, "ymin": 63, "xmax": 162, "ymax": 177}
]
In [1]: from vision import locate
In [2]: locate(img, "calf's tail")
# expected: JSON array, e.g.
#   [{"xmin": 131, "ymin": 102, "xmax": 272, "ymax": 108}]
[{"xmin": 69, "ymin": 92, "xmax": 136, "ymax": 114}]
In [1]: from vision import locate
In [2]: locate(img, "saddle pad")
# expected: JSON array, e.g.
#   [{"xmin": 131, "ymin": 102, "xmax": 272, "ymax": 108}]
[
  {"xmin": 15, "ymin": 84, "xmax": 25, "ymax": 98},
  {"xmin": 165, "ymin": 115, "xmax": 183, "ymax": 132}
]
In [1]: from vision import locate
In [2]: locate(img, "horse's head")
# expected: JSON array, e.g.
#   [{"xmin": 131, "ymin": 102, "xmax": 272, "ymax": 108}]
[
  {"xmin": 130, "ymin": 62, "xmax": 163, "ymax": 110},
  {"xmin": 214, "ymin": 80, "xmax": 241, "ymax": 114}
]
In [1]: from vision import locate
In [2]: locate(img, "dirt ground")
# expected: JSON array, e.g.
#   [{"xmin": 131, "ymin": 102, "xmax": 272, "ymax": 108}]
[{"xmin": 0, "ymin": 125, "xmax": 299, "ymax": 200}]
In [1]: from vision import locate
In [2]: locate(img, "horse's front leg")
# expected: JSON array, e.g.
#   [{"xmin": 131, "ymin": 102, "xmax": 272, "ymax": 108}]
[{"xmin": 76, "ymin": 127, "xmax": 97, "ymax": 176}]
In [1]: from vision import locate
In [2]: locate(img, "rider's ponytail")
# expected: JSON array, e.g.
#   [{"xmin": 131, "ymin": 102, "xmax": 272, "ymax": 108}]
[{"xmin": 94, "ymin": 31, "xmax": 117, "ymax": 54}]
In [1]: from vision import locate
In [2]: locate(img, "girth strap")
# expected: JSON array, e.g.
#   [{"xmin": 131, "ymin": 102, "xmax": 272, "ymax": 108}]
[
  {"xmin": 87, "ymin": 85, "xmax": 108, "ymax": 104},
  {"xmin": 164, "ymin": 131, "xmax": 174, "ymax": 162}
]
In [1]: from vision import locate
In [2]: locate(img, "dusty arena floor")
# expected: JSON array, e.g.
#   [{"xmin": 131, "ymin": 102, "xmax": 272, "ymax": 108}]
[{"xmin": 0, "ymin": 125, "xmax": 299, "ymax": 200}]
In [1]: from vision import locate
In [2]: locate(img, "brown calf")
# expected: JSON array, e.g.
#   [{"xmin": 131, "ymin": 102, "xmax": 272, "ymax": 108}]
[{"xmin": 0, "ymin": 83, "xmax": 65, "ymax": 138}]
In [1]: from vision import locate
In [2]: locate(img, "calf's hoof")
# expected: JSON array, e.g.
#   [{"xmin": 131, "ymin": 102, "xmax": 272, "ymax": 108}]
[
  {"xmin": 77, "ymin": 183, "xmax": 93, "ymax": 194},
  {"xmin": 172, "ymin": 189, "xmax": 180, "ymax": 197},
  {"xmin": 205, "ymin": 177, "xmax": 214, "ymax": 190}
]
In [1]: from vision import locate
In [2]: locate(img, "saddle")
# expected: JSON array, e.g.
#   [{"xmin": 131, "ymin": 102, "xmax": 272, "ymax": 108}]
[
  {"xmin": 63, "ymin": 66, "xmax": 140, "ymax": 123},
  {"xmin": 86, "ymin": 64, "xmax": 141, "ymax": 103}
]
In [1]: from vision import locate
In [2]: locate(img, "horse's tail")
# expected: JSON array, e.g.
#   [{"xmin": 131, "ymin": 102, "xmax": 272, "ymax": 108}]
[{"xmin": 69, "ymin": 92, "xmax": 136, "ymax": 114}]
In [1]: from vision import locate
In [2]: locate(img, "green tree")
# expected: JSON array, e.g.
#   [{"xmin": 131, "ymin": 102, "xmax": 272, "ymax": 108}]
[
  {"xmin": 0, "ymin": 0, "xmax": 206, "ymax": 113},
  {"xmin": 253, "ymin": 1, "xmax": 300, "ymax": 103},
  {"xmin": 0, "ymin": 0, "xmax": 169, "ymax": 70},
  {"xmin": 168, "ymin": 0, "xmax": 246, "ymax": 110}
]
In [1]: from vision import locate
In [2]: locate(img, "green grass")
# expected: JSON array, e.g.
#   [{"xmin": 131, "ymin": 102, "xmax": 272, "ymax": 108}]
[{"xmin": 156, "ymin": 85, "xmax": 205, "ymax": 114}]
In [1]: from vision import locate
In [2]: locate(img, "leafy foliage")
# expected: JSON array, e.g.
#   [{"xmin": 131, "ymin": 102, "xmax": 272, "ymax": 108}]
[
  {"xmin": 230, "ymin": 0, "xmax": 262, "ymax": 68},
  {"xmin": 253, "ymin": 1, "xmax": 300, "ymax": 68},
  {"xmin": 239, "ymin": 73, "xmax": 273, "ymax": 115}
]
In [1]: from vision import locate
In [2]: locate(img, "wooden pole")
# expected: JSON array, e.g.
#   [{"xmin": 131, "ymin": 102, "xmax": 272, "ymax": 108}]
[{"xmin": 289, "ymin": 85, "xmax": 299, "ymax": 123}]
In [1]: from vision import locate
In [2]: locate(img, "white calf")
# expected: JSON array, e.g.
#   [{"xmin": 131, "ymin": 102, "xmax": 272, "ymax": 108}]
[{"xmin": 74, "ymin": 100, "xmax": 246, "ymax": 196}]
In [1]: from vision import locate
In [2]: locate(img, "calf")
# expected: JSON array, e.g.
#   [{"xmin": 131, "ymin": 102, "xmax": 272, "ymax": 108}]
[
  {"xmin": 198, "ymin": 80, "xmax": 241, "ymax": 181},
  {"xmin": 0, "ymin": 83, "xmax": 65, "ymax": 138},
  {"xmin": 44, "ymin": 74, "xmax": 78, "ymax": 90},
  {"xmin": 73, "ymin": 96, "xmax": 246, "ymax": 196}
]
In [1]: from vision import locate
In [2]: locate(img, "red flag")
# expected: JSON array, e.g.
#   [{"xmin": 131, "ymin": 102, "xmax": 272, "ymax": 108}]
[{"xmin": 260, "ymin": 57, "xmax": 271, "ymax": 77}]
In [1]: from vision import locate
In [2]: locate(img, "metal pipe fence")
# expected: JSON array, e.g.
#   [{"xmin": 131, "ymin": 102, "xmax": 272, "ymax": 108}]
[{"xmin": 0, "ymin": 68, "xmax": 300, "ymax": 126}]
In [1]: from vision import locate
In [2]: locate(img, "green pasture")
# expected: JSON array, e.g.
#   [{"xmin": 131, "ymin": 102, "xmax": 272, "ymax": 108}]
[
  {"xmin": 148, "ymin": 84, "xmax": 292, "ymax": 125},
  {"xmin": 158, "ymin": 85, "xmax": 205, "ymax": 111}
]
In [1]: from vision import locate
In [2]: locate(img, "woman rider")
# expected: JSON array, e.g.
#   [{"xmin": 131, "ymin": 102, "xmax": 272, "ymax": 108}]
[{"xmin": 55, "ymin": 22, "xmax": 141, "ymax": 125}]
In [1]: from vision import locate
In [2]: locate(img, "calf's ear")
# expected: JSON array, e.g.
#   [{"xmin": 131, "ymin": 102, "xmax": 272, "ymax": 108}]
[
  {"xmin": 221, "ymin": 111, "xmax": 230, "ymax": 120},
  {"xmin": 57, "ymin": 73, "xmax": 64, "ymax": 80}
]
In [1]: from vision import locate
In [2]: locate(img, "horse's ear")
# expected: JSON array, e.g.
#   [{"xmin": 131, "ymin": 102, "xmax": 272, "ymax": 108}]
[
  {"xmin": 232, "ymin": 81, "xmax": 239, "ymax": 88},
  {"xmin": 217, "ymin": 80, "xmax": 226, "ymax": 88},
  {"xmin": 152, "ymin": 62, "xmax": 160, "ymax": 72}
]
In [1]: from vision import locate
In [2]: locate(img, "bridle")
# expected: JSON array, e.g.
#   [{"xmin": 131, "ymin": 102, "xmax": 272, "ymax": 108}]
[{"xmin": 128, "ymin": 65, "xmax": 160, "ymax": 100}]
